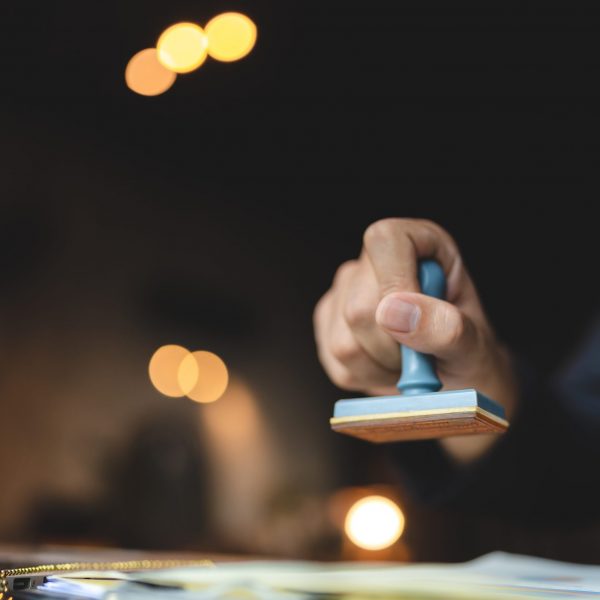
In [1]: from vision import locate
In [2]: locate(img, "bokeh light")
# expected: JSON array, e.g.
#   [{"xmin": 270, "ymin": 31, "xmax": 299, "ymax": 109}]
[
  {"xmin": 180, "ymin": 350, "xmax": 229, "ymax": 403},
  {"xmin": 205, "ymin": 12, "xmax": 257, "ymax": 62},
  {"xmin": 177, "ymin": 351, "xmax": 199, "ymax": 395},
  {"xmin": 157, "ymin": 22, "xmax": 208, "ymax": 73},
  {"xmin": 344, "ymin": 495, "xmax": 405, "ymax": 550},
  {"xmin": 125, "ymin": 48, "xmax": 176, "ymax": 96},
  {"xmin": 148, "ymin": 344, "xmax": 191, "ymax": 397}
]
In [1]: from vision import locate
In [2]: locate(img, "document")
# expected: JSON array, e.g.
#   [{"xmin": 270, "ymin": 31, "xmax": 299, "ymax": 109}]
[{"xmin": 30, "ymin": 552, "xmax": 600, "ymax": 599}]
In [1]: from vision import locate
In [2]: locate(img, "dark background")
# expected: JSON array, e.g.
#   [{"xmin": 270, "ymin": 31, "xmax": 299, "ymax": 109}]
[{"xmin": 1, "ymin": 1, "xmax": 599, "ymax": 561}]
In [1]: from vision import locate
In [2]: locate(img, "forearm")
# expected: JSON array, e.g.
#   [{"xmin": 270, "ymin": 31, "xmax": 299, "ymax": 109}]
[{"xmin": 390, "ymin": 357, "xmax": 600, "ymax": 524}]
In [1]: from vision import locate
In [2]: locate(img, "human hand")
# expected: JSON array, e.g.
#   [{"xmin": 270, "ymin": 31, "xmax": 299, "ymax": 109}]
[{"xmin": 314, "ymin": 218, "xmax": 518, "ymax": 462}]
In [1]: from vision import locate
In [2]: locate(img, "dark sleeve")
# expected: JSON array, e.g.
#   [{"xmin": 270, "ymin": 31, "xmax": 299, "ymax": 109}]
[{"xmin": 387, "ymin": 318, "xmax": 600, "ymax": 528}]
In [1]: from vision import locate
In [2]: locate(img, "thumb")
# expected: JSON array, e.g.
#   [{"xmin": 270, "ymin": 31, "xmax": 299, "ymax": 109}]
[{"xmin": 375, "ymin": 291, "xmax": 477, "ymax": 361}]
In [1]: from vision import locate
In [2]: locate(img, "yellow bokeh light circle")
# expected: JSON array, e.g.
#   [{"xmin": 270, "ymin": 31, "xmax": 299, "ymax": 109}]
[
  {"xmin": 180, "ymin": 351, "xmax": 229, "ymax": 403},
  {"xmin": 125, "ymin": 48, "xmax": 177, "ymax": 96},
  {"xmin": 148, "ymin": 345, "xmax": 191, "ymax": 397},
  {"xmin": 157, "ymin": 22, "xmax": 208, "ymax": 73},
  {"xmin": 205, "ymin": 12, "xmax": 257, "ymax": 62},
  {"xmin": 344, "ymin": 495, "xmax": 405, "ymax": 550},
  {"xmin": 177, "ymin": 351, "xmax": 199, "ymax": 395}
]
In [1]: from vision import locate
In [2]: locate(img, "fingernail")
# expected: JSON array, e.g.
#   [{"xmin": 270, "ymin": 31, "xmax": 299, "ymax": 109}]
[{"xmin": 378, "ymin": 297, "xmax": 420, "ymax": 332}]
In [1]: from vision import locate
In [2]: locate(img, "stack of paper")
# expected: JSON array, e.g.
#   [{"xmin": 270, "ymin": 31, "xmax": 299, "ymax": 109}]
[{"xmin": 32, "ymin": 552, "xmax": 600, "ymax": 599}]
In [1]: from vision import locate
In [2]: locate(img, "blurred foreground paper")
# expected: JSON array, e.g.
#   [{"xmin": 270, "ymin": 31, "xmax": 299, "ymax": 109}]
[{"xmin": 38, "ymin": 552, "xmax": 600, "ymax": 599}]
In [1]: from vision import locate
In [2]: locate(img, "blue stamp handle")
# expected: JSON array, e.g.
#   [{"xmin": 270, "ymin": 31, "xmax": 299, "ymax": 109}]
[{"xmin": 397, "ymin": 260, "xmax": 446, "ymax": 396}]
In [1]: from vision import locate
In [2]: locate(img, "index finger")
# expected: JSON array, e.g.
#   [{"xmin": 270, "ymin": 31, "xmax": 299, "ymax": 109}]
[{"xmin": 362, "ymin": 218, "xmax": 460, "ymax": 299}]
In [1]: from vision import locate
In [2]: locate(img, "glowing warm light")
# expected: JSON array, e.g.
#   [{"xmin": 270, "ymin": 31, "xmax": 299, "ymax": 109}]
[
  {"xmin": 157, "ymin": 22, "xmax": 208, "ymax": 73},
  {"xmin": 205, "ymin": 12, "xmax": 257, "ymax": 62},
  {"xmin": 125, "ymin": 48, "xmax": 176, "ymax": 96},
  {"xmin": 177, "ymin": 351, "xmax": 199, "ymax": 394},
  {"xmin": 180, "ymin": 350, "xmax": 229, "ymax": 403},
  {"xmin": 148, "ymin": 344, "xmax": 191, "ymax": 397},
  {"xmin": 344, "ymin": 495, "xmax": 405, "ymax": 550}
]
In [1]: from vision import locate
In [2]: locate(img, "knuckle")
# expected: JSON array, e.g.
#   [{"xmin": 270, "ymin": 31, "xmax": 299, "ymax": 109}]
[
  {"xmin": 330, "ymin": 337, "xmax": 362, "ymax": 363},
  {"xmin": 333, "ymin": 260, "xmax": 358, "ymax": 285},
  {"xmin": 414, "ymin": 217, "xmax": 444, "ymax": 234},
  {"xmin": 363, "ymin": 218, "xmax": 405, "ymax": 247},
  {"xmin": 419, "ymin": 219, "xmax": 459, "ymax": 249},
  {"xmin": 343, "ymin": 298, "xmax": 373, "ymax": 329},
  {"xmin": 416, "ymin": 218, "xmax": 444, "ymax": 233},
  {"xmin": 363, "ymin": 218, "xmax": 459, "ymax": 256}
]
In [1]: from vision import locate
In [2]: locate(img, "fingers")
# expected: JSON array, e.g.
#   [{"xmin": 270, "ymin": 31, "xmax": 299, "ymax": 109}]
[
  {"xmin": 319, "ymin": 318, "xmax": 399, "ymax": 392},
  {"xmin": 376, "ymin": 291, "xmax": 479, "ymax": 365},
  {"xmin": 313, "ymin": 263, "xmax": 398, "ymax": 393},
  {"xmin": 313, "ymin": 218, "xmax": 484, "ymax": 394},
  {"xmin": 342, "ymin": 258, "xmax": 401, "ymax": 371},
  {"xmin": 362, "ymin": 218, "xmax": 463, "ymax": 301},
  {"xmin": 313, "ymin": 217, "xmax": 516, "ymax": 451}
]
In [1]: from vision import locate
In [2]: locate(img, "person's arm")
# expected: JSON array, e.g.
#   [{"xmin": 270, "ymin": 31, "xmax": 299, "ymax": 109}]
[
  {"xmin": 389, "ymin": 333, "xmax": 600, "ymax": 527},
  {"xmin": 313, "ymin": 217, "xmax": 519, "ymax": 463}
]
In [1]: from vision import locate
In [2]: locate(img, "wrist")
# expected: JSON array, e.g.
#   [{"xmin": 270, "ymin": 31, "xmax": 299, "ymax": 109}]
[{"xmin": 439, "ymin": 343, "xmax": 519, "ymax": 464}]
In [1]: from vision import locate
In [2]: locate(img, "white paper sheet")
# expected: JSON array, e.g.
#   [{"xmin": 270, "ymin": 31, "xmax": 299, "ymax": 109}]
[{"xmin": 44, "ymin": 552, "xmax": 600, "ymax": 599}]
